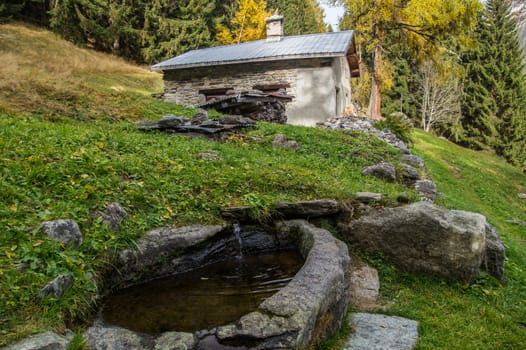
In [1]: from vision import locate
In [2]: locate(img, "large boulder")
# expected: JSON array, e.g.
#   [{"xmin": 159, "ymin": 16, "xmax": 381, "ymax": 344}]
[{"xmin": 339, "ymin": 202, "xmax": 487, "ymax": 283}]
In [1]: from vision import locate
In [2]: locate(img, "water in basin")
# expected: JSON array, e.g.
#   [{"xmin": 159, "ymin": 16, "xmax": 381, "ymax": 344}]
[{"xmin": 101, "ymin": 250, "xmax": 303, "ymax": 335}]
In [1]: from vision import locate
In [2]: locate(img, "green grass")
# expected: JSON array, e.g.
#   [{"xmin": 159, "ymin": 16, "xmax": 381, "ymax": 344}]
[
  {"xmin": 0, "ymin": 113, "xmax": 408, "ymax": 345},
  {"xmin": 358, "ymin": 129, "xmax": 526, "ymax": 349},
  {"xmin": 1, "ymin": 22, "xmax": 526, "ymax": 350}
]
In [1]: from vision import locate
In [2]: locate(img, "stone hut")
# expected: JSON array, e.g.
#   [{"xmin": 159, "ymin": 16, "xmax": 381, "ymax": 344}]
[{"xmin": 151, "ymin": 16, "xmax": 359, "ymax": 126}]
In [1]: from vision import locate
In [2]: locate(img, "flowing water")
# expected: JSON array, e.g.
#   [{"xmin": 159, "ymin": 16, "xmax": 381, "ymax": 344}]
[
  {"xmin": 101, "ymin": 250, "xmax": 303, "ymax": 335},
  {"xmin": 232, "ymin": 221, "xmax": 243, "ymax": 259}
]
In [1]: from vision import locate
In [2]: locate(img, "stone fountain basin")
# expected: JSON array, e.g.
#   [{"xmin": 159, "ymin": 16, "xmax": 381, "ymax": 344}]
[{"xmin": 86, "ymin": 220, "xmax": 350, "ymax": 350}]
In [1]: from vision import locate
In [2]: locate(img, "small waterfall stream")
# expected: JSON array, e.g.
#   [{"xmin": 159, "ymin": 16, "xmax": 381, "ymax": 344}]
[{"xmin": 233, "ymin": 221, "xmax": 244, "ymax": 259}]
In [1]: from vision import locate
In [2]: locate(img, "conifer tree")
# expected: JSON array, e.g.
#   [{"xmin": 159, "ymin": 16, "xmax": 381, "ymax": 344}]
[
  {"xmin": 460, "ymin": 11, "xmax": 499, "ymax": 150},
  {"xmin": 461, "ymin": 0, "xmax": 526, "ymax": 166},
  {"xmin": 142, "ymin": 0, "xmax": 216, "ymax": 63},
  {"xmin": 49, "ymin": 0, "xmax": 107, "ymax": 47},
  {"xmin": 267, "ymin": 0, "xmax": 325, "ymax": 35}
]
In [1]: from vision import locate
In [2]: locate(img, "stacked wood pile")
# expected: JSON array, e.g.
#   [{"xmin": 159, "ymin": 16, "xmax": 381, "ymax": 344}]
[{"xmin": 200, "ymin": 91, "xmax": 292, "ymax": 124}]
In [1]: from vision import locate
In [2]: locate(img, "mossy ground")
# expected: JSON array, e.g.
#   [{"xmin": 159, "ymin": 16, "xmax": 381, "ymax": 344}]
[{"xmin": 1, "ymin": 22, "xmax": 525, "ymax": 349}]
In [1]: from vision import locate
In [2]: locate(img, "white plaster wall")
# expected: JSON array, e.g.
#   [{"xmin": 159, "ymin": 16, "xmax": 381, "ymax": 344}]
[
  {"xmin": 335, "ymin": 56, "xmax": 352, "ymax": 116},
  {"xmin": 287, "ymin": 66, "xmax": 336, "ymax": 126},
  {"xmin": 287, "ymin": 57, "xmax": 352, "ymax": 126}
]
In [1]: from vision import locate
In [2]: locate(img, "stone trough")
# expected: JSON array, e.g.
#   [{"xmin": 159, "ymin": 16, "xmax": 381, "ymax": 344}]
[{"xmin": 87, "ymin": 220, "xmax": 350, "ymax": 350}]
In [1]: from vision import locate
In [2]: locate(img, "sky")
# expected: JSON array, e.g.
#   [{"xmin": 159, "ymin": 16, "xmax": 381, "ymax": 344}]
[{"xmin": 318, "ymin": 1, "xmax": 346, "ymax": 31}]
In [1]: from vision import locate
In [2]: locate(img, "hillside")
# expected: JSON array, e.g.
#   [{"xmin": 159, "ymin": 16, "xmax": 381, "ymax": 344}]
[
  {"xmin": 0, "ymin": 22, "xmax": 185, "ymax": 121},
  {"xmin": 1, "ymin": 23, "xmax": 526, "ymax": 349}
]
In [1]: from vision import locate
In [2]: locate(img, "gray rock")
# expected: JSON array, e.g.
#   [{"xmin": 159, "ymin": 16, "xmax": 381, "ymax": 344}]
[
  {"xmin": 85, "ymin": 320, "xmax": 154, "ymax": 350},
  {"xmin": 400, "ymin": 164, "xmax": 421, "ymax": 186},
  {"xmin": 339, "ymin": 201, "xmax": 487, "ymax": 283},
  {"xmin": 355, "ymin": 192, "xmax": 382, "ymax": 204},
  {"xmin": 116, "ymin": 225, "xmax": 225, "ymax": 286},
  {"xmin": 135, "ymin": 120, "xmax": 160, "ymax": 131},
  {"xmin": 397, "ymin": 192, "xmax": 410, "ymax": 203},
  {"xmin": 220, "ymin": 206, "xmax": 252, "ymax": 222},
  {"xmin": 274, "ymin": 199, "xmax": 340, "ymax": 218},
  {"xmin": 2, "ymin": 331, "xmax": 72, "ymax": 350},
  {"xmin": 414, "ymin": 180, "xmax": 437, "ymax": 201},
  {"xmin": 40, "ymin": 219, "xmax": 82, "ymax": 248},
  {"xmin": 401, "ymin": 154, "xmax": 425, "ymax": 169},
  {"xmin": 271, "ymin": 134, "xmax": 300, "ymax": 150},
  {"xmin": 361, "ymin": 163, "xmax": 396, "ymax": 182},
  {"xmin": 321, "ymin": 116, "xmax": 410, "ymax": 154},
  {"xmin": 200, "ymin": 119, "xmax": 221, "ymax": 128},
  {"xmin": 102, "ymin": 202, "xmax": 127, "ymax": 231},
  {"xmin": 220, "ymin": 115, "xmax": 255, "ymax": 125},
  {"xmin": 197, "ymin": 152, "xmax": 221, "ymax": 161},
  {"xmin": 158, "ymin": 115, "xmax": 187, "ymax": 128},
  {"xmin": 482, "ymin": 223, "xmax": 505, "ymax": 282},
  {"xmin": 190, "ymin": 109, "xmax": 208, "ymax": 125},
  {"xmin": 350, "ymin": 256, "xmax": 380, "ymax": 310},
  {"xmin": 155, "ymin": 332, "xmax": 195, "ymax": 350},
  {"xmin": 344, "ymin": 313, "xmax": 418, "ymax": 350},
  {"xmin": 37, "ymin": 274, "xmax": 74, "ymax": 301},
  {"xmin": 519, "ymin": 193, "xmax": 526, "ymax": 199},
  {"xmin": 378, "ymin": 129, "xmax": 410, "ymax": 154}
]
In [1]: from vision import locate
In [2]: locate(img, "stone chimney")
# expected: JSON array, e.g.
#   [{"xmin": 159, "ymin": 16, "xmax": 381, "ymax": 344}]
[{"xmin": 266, "ymin": 12, "xmax": 284, "ymax": 42}]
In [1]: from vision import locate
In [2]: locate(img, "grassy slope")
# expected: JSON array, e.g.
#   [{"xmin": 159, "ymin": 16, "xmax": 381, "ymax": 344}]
[
  {"xmin": 1, "ymin": 23, "xmax": 525, "ymax": 349},
  {"xmin": 406, "ymin": 131, "xmax": 526, "ymax": 349},
  {"xmin": 0, "ymin": 23, "xmax": 407, "ymax": 346}
]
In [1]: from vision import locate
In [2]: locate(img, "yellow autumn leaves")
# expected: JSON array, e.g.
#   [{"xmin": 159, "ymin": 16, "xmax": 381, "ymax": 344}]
[{"xmin": 215, "ymin": 0, "xmax": 272, "ymax": 44}]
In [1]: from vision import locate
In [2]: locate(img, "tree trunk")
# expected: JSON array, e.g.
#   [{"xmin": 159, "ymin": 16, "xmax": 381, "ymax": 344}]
[{"xmin": 368, "ymin": 44, "xmax": 382, "ymax": 120}]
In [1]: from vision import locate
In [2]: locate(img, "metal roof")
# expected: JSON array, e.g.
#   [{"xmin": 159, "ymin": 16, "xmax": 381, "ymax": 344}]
[{"xmin": 151, "ymin": 30, "xmax": 355, "ymax": 71}]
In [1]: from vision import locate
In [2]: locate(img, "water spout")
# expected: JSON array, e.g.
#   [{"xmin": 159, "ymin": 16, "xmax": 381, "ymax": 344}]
[{"xmin": 233, "ymin": 221, "xmax": 243, "ymax": 259}]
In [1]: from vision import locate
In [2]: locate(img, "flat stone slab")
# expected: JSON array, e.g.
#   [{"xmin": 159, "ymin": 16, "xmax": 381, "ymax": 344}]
[
  {"xmin": 344, "ymin": 313, "xmax": 418, "ymax": 350},
  {"xmin": 355, "ymin": 192, "xmax": 382, "ymax": 204},
  {"xmin": 349, "ymin": 256, "xmax": 379, "ymax": 310},
  {"xmin": 273, "ymin": 199, "xmax": 340, "ymax": 218}
]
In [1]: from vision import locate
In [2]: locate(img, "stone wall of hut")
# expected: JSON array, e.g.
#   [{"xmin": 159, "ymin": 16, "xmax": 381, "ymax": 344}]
[{"xmin": 161, "ymin": 57, "xmax": 352, "ymax": 126}]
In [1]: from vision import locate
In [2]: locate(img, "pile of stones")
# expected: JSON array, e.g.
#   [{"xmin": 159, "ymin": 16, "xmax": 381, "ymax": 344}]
[
  {"xmin": 320, "ymin": 115, "xmax": 410, "ymax": 154},
  {"xmin": 136, "ymin": 109, "xmax": 256, "ymax": 138}
]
